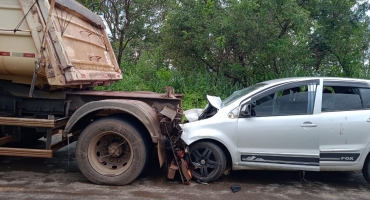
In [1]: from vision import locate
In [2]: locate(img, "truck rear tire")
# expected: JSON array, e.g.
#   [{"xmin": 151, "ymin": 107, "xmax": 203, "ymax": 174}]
[{"xmin": 76, "ymin": 116, "xmax": 148, "ymax": 185}]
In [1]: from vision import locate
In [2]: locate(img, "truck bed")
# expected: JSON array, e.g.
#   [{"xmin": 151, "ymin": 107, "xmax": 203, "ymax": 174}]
[{"xmin": 0, "ymin": 0, "xmax": 121, "ymax": 89}]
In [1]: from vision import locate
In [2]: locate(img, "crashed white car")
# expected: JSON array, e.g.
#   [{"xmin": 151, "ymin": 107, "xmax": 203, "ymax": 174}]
[{"xmin": 181, "ymin": 77, "xmax": 370, "ymax": 183}]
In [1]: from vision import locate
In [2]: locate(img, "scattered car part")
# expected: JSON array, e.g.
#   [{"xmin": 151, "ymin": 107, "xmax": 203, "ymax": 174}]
[
  {"xmin": 298, "ymin": 170, "xmax": 307, "ymax": 182},
  {"xmin": 230, "ymin": 185, "xmax": 242, "ymax": 193}
]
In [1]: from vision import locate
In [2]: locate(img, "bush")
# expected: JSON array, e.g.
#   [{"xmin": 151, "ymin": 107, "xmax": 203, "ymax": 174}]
[{"xmin": 96, "ymin": 58, "xmax": 243, "ymax": 110}]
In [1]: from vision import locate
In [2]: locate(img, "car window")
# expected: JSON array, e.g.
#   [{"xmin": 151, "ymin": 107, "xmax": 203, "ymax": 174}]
[
  {"xmin": 360, "ymin": 88, "xmax": 370, "ymax": 109},
  {"xmin": 321, "ymin": 86, "xmax": 362, "ymax": 112},
  {"xmin": 222, "ymin": 83, "xmax": 267, "ymax": 107},
  {"xmin": 251, "ymin": 84, "xmax": 314, "ymax": 117}
]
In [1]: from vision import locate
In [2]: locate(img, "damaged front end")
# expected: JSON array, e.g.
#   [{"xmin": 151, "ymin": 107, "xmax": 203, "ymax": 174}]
[
  {"xmin": 159, "ymin": 95, "xmax": 223, "ymax": 184},
  {"xmin": 158, "ymin": 93, "xmax": 223, "ymax": 184},
  {"xmin": 184, "ymin": 95, "xmax": 222, "ymax": 122},
  {"xmin": 156, "ymin": 90, "xmax": 192, "ymax": 184}
]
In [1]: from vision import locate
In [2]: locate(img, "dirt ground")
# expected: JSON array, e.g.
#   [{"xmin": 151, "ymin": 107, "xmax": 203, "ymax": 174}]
[{"xmin": 0, "ymin": 138, "xmax": 369, "ymax": 200}]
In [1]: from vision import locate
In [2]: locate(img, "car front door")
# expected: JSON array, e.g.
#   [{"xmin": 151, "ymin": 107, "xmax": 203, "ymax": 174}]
[{"xmin": 236, "ymin": 79, "xmax": 320, "ymax": 171}]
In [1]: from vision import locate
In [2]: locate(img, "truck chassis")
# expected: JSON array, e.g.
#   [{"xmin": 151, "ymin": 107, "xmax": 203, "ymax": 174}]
[{"xmin": 0, "ymin": 80, "xmax": 190, "ymax": 185}]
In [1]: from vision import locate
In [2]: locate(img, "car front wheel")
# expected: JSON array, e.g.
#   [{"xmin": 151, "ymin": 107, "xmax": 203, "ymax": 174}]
[{"xmin": 189, "ymin": 142, "xmax": 226, "ymax": 183}]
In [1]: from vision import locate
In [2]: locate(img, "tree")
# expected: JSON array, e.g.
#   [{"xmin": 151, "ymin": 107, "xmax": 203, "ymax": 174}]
[
  {"xmin": 162, "ymin": 0, "xmax": 312, "ymax": 86},
  {"xmin": 162, "ymin": 0, "xmax": 370, "ymax": 86},
  {"xmin": 78, "ymin": 0, "xmax": 170, "ymax": 66},
  {"xmin": 306, "ymin": 0, "xmax": 370, "ymax": 77}
]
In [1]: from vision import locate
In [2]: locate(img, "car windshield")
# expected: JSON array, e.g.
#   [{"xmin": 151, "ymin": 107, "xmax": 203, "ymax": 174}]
[{"xmin": 221, "ymin": 83, "xmax": 267, "ymax": 107}]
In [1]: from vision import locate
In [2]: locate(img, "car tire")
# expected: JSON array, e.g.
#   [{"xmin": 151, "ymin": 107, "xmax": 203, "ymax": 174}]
[
  {"xmin": 76, "ymin": 117, "xmax": 148, "ymax": 185},
  {"xmin": 363, "ymin": 154, "xmax": 370, "ymax": 184},
  {"xmin": 189, "ymin": 142, "xmax": 226, "ymax": 183}
]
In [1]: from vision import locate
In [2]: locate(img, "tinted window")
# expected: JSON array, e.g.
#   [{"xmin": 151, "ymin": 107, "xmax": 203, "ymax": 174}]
[
  {"xmin": 222, "ymin": 83, "xmax": 267, "ymax": 107},
  {"xmin": 251, "ymin": 85, "xmax": 314, "ymax": 117},
  {"xmin": 321, "ymin": 86, "xmax": 362, "ymax": 112},
  {"xmin": 360, "ymin": 88, "xmax": 370, "ymax": 109}
]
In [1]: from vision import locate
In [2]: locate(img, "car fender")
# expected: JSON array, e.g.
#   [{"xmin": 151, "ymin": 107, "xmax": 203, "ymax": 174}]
[{"xmin": 181, "ymin": 122, "xmax": 238, "ymax": 165}]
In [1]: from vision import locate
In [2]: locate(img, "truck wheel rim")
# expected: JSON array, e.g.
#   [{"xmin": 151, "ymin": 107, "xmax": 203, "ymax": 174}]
[
  {"xmin": 190, "ymin": 147, "xmax": 218, "ymax": 178},
  {"xmin": 87, "ymin": 131, "xmax": 133, "ymax": 176}
]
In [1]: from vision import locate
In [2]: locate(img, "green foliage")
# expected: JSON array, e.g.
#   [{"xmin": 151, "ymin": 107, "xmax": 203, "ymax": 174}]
[
  {"xmin": 77, "ymin": 0, "xmax": 170, "ymax": 67},
  {"xmin": 84, "ymin": 0, "xmax": 370, "ymax": 110},
  {"xmin": 97, "ymin": 50, "xmax": 243, "ymax": 109},
  {"xmin": 162, "ymin": 0, "xmax": 370, "ymax": 87},
  {"xmin": 305, "ymin": 0, "xmax": 370, "ymax": 77}
]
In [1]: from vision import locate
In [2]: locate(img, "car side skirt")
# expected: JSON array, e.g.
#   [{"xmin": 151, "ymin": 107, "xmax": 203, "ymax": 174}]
[{"xmin": 241, "ymin": 154, "xmax": 319, "ymax": 166}]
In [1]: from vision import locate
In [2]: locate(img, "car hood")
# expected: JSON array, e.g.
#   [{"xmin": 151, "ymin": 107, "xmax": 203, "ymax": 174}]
[
  {"xmin": 183, "ymin": 95, "xmax": 221, "ymax": 122},
  {"xmin": 183, "ymin": 109, "xmax": 204, "ymax": 122},
  {"xmin": 206, "ymin": 95, "xmax": 222, "ymax": 110}
]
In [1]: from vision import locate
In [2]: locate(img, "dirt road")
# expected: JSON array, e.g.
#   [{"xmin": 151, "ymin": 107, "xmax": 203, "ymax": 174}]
[{"xmin": 0, "ymin": 139, "xmax": 369, "ymax": 200}]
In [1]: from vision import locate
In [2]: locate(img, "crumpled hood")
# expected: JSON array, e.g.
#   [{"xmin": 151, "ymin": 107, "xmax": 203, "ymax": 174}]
[
  {"xmin": 183, "ymin": 109, "xmax": 204, "ymax": 122},
  {"xmin": 206, "ymin": 95, "xmax": 222, "ymax": 110},
  {"xmin": 183, "ymin": 95, "xmax": 221, "ymax": 122}
]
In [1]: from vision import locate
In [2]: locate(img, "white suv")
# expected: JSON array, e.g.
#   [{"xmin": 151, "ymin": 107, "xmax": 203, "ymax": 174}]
[{"xmin": 181, "ymin": 77, "xmax": 370, "ymax": 183}]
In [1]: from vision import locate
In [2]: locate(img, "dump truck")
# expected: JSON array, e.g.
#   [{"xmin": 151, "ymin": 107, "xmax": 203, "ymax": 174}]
[{"xmin": 0, "ymin": 0, "xmax": 190, "ymax": 185}]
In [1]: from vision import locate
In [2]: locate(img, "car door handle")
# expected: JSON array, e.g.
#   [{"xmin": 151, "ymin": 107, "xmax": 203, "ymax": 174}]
[
  {"xmin": 300, "ymin": 122, "xmax": 317, "ymax": 127},
  {"xmin": 367, "ymin": 118, "xmax": 370, "ymax": 123}
]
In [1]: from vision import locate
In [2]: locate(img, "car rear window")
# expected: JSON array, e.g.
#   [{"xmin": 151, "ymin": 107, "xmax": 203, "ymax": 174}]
[{"xmin": 322, "ymin": 86, "xmax": 362, "ymax": 112}]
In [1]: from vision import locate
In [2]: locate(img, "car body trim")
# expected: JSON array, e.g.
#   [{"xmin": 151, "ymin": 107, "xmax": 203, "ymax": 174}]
[
  {"xmin": 323, "ymin": 80, "xmax": 370, "ymax": 88},
  {"xmin": 240, "ymin": 152, "xmax": 318, "ymax": 157},
  {"xmin": 320, "ymin": 153, "xmax": 360, "ymax": 162},
  {"xmin": 241, "ymin": 154, "xmax": 319, "ymax": 166},
  {"xmin": 320, "ymin": 148, "xmax": 363, "ymax": 152}
]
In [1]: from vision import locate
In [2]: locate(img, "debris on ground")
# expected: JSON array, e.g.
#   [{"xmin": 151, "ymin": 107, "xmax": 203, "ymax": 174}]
[
  {"xmin": 230, "ymin": 185, "xmax": 242, "ymax": 193},
  {"xmin": 197, "ymin": 180, "xmax": 209, "ymax": 185},
  {"xmin": 299, "ymin": 170, "xmax": 307, "ymax": 182}
]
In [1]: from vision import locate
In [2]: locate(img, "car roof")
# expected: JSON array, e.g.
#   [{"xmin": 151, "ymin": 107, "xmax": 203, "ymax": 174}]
[{"xmin": 261, "ymin": 77, "xmax": 370, "ymax": 86}]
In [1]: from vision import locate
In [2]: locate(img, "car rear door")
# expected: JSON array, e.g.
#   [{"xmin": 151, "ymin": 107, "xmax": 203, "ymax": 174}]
[
  {"xmin": 319, "ymin": 80, "xmax": 370, "ymax": 167},
  {"xmin": 236, "ymin": 79, "xmax": 321, "ymax": 171}
]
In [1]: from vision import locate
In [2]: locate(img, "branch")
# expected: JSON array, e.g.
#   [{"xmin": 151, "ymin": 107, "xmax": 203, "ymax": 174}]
[
  {"xmin": 108, "ymin": 0, "xmax": 120, "ymax": 30},
  {"xmin": 278, "ymin": 19, "xmax": 291, "ymax": 38},
  {"xmin": 275, "ymin": 15, "xmax": 283, "ymax": 29},
  {"xmin": 198, "ymin": 55, "xmax": 247, "ymax": 87},
  {"xmin": 119, "ymin": 37, "xmax": 134, "ymax": 52}
]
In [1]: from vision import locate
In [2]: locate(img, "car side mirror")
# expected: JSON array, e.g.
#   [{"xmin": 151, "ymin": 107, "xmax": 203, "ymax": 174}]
[{"xmin": 240, "ymin": 104, "xmax": 251, "ymax": 116}]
